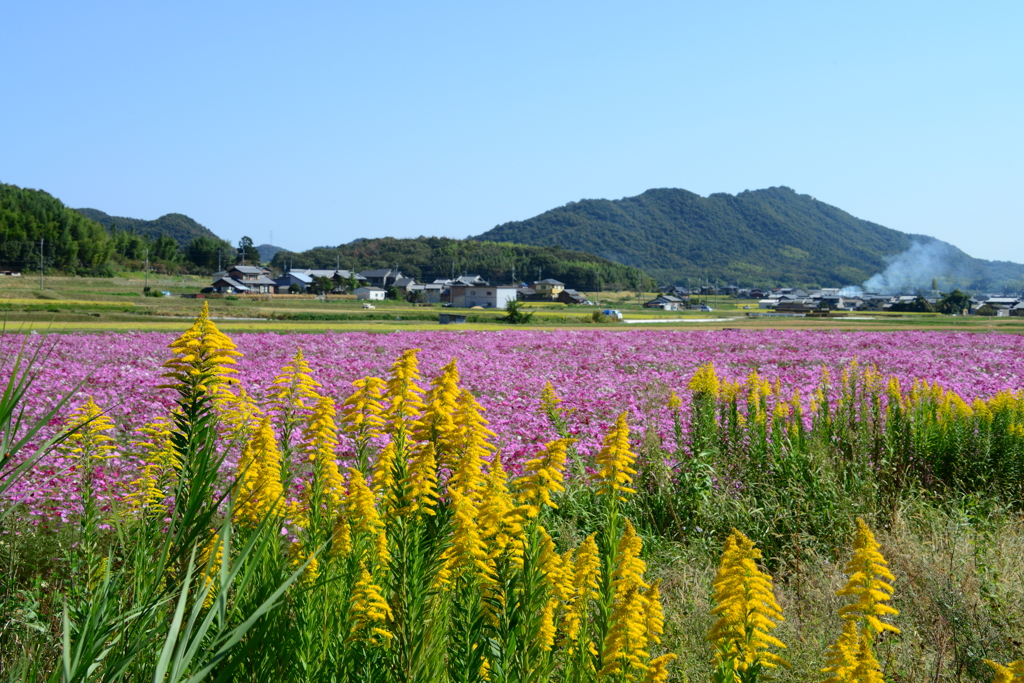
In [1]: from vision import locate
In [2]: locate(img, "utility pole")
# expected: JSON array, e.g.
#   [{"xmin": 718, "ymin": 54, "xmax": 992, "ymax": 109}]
[
  {"xmin": 144, "ymin": 249, "xmax": 149, "ymax": 291},
  {"xmin": 39, "ymin": 239, "xmax": 44, "ymax": 290}
]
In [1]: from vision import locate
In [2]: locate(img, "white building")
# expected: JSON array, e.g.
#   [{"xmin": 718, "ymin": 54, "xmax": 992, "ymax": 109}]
[
  {"xmin": 450, "ymin": 283, "xmax": 518, "ymax": 309},
  {"xmin": 355, "ymin": 286, "xmax": 386, "ymax": 301}
]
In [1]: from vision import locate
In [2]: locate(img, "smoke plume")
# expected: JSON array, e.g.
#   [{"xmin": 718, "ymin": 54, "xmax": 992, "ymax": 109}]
[{"xmin": 862, "ymin": 240, "xmax": 970, "ymax": 294}]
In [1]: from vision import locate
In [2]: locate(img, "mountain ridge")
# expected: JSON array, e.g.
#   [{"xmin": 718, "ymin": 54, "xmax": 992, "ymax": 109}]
[
  {"xmin": 74, "ymin": 208, "xmax": 223, "ymax": 247},
  {"xmin": 473, "ymin": 186, "xmax": 1024, "ymax": 290}
]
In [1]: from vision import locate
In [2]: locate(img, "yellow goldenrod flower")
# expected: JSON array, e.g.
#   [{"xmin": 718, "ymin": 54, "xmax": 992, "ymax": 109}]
[
  {"xmin": 446, "ymin": 390, "xmax": 495, "ymax": 499},
  {"xmin": 600, "ymin": 520, "xmax": 651, "ymax": 678},
  {"xmin": 330, "ymin": 511, "xmax": 352, "ymax": 558},
  {"xmin": 836, "ymin": 518, "xmax": 900, "ymax": 637},
  {"xmin": 161, "ymin": 302, "xmax": 242, "ymax": 395},
  {"xmin": 288, "ymin": 542, "xmax": 321, "ymax": 586},
  {"xmin": 642, "ymin": 654, "xmax": 676, "ymax": 683},
  {"xmin": 60, "ymin": 397, "xmax": 116, "ymax": 462},
  {"xmin": 340, "ymin": 376, "xmax": 387, "ymax": 444},
  {"xmin": 233, "ymin": 417, "xmax": 285, "ymax": 526},
  {"xmin": 688, "ymin": 362, "xmax": 720, "ymax": 397},
  {"xmin": 371, "ymin": 441, "xmax": 398, "ymax": 507},
  {"xmin": 645, "ymin": 580, "xmax": 665, "ymax": 645},
  {"xmin": 213, "ymin": 384, "xmax": 263, "ymax": 441},
  {"xmin": 349, "ymin": 562, "xmax": 394, "ymax": 646},
  {"xmin": 667, "ymin": 391, "xmax": 682, "ymax": 410},
  {"xmin": 985, "ymin": 660, "xmax": 1024, "ymax": 683},
  {"xmin": 124, "ymin": 415, "xmax": 178, "ymax": 517},
  {"xmin": 268, "ymin": 348, "xmax": 322, "ymax": 418},
  {"xmin": 385, "ymin": 348, "xmax": 426, "ymax": 431},
  {"xmin": 304, "ymin": 395, "xmax": 345, "ymax": 513},
  {"xmin": 538, "ymin": 526, "xmax": 572, "ymax": 602},
  {"xmin": 439, "ymin": 488, "xmax": 493, "ymax": 585},
  {"xmin": 398, "ymin": 441, "xmax": 440, "ymax": 517},
  {"xmin": 538, "ymin": 597, "xmax": 559, "ymax": 651},
  {"xmin": 707, "ymin": 529, "xmax": 789, "ymax": 672},
  {"xmin": 516, "ymin": 438, "xmax": 571, "ymax": 510},
  {"xmin": 593, "ymin": 412, "xmax": 637, "ymax": 502},
  {"xmin": 478, "ymin": 455, "xmax": 529, "ymax": 565},
  {"xmin": 822, "ymin": 619, "xmax": 860, "ymax": 683},
  {"xmin": 562, "ymin": 534, "xmax": 600, "ymax": 649},
  {"xmin": 541, "ymin": 381, "xmax": 562, "ymax": 414},
  {"xmin": 198, "ymin": 529, "xmax": 223, "ymax": 609},
  {"xmin": 847, "ymin": 632, "xmax": 886, "ymax": 683},
  {"xmin": 414, "ymin": 358, "xmax": 462, "ymax": 469}
]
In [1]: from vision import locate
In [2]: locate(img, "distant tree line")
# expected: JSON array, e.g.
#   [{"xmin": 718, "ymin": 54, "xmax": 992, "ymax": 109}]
[
  {"xmin": 270, "ymin": 236, "xmax": 657, "ymax": 291},
  {"xmin": 1, "ymin": 184, "xmax": 238, "ymax": 275}
]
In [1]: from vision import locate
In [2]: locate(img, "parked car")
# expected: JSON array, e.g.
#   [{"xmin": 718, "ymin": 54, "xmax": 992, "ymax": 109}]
[
  {"xmin": 699, "ymin": 305, "xmax": 713, "ymax": 312},
  {"xmin": 601, "ymin": 309, "xmax": 624, "ymax": 321},
  {"xmin": 362, "ymin": 303, "xmax": 375, "ymax": 309}
]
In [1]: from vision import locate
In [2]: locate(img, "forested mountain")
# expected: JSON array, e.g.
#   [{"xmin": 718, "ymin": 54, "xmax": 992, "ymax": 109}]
[
  {"xmin": 256, "ymin": 244, "xmax": 285, "ymax": 263},
  {"xmin": 0, "ymin": 183, "xmax": 233, "ymax": 275},
  {"xmin": 74, "ymin": 208, "xmax": 222, "ymax": 247},
  {"xmin": 473, "ymin": 187, "xmax": 1024, "ymax": 289},
  {"xmin": 1, "ymin": 183, "xmax": 114, "ymax": 274},
  {"xmin": 271, "ymin": 237, "xmax": 656, "ymax": 291}
]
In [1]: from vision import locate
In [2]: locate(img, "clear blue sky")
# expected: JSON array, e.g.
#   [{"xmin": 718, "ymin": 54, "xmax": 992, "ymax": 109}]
[{"xmin": 3, "ymin": 1, "xmax": 1022, "ymax": 263}]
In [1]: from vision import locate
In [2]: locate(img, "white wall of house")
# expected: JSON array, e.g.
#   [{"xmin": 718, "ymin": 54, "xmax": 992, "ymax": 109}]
[{"xmin": 355, "ymin": 287, "xmax": 386, "ymax": 301}]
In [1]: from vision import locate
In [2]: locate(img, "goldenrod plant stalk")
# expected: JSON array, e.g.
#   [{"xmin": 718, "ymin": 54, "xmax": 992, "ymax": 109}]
[
  {"xmin": 822, "ymin": 518, "xmax": 899, "ymax": 682},
  {"xmin": 707, "ymin": 529, "xmax": 789, "ymax": 682},
  {"xmin": 267, "ymin": 347, "xmax": 322, "ymax": 486}
]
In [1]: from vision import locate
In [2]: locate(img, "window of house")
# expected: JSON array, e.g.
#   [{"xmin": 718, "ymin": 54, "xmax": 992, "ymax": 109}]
[{"xmin": 487, "ymin": 291, "xmax": 492, "ymax": 296}]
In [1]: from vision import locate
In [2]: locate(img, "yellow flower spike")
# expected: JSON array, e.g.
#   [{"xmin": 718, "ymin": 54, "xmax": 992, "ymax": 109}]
[
  {"xmin": 268, "ymin": 348, "xmax": 322, "ymax": 417},
  {"xmin": 985, "ymin": 661, "xmax": 1016, "ymax": 683},
  {"xmin": 516, "ymin": 438, "xmax": 572, "ymax": 510},
  {"xmin": 304, "ymin": 395, "xmax": 346, "ymax": 512},
  {"xmin": 232, "ymin": 417, "xmax": 285, "ymax": 526},
  {"xmin": 478, "ymin": 454, "xmax": 530, "ymax": 565},
  {"xmin": 124, "ymin": 415, "xmax": 177, "ymax": 518},
  {"xmin": 642, "ymin": 654, "xmax": 676, "ymax": 683},
  {"xmin": 562, "ymin": 534, "xmax": 600, "ymax": 649},
  {"xmin": 667, "ymin": 391, "xmax": 682, "ymax": 410},
  {"xmin": 538, "ymin": 598, "xmax": 558, "ymax": 651},
  {"xmin": 593, "ymin": 412, "xmax": 637, "ymax": 502},
  {"xmin": 213, "ymin": 385, "xmax": 264, "ymax": 441},
  {"xmin": 600, "ymin": 520, "xmax": 652, "ymax": 678},
  {"xmin": 330, "ymin": 511, "xmax": 352, "ymax": 558},
  {"xmin": 537, "ymin": 525, "xmax": 574, "ymax": 606},
  {"xmin": 371, "ymin": 441, "xmax": 398, "ymax": 507},
  {"xmin": 340, "ymin": 376, "xmax": 387, "ymax": 442},
  {"xmin": 198, "ymin": 529, "xmax": 223, "ymax": 610},
  {"xmin": 346, "ymin": 468, "xmax": 384, "ymax": 538},
  {"xmin": 414, "ymin": 358, "xmax": 462, "ymax": 470},
  {"xmin": 398, "ymin": 441, "xmax": 440, "ymax": 517},
  {"xmin": 161, "ymin": 302, "xmax": 242, "ymax": 395},
  {"xmin": 541, "ymin": 381, "xmax": 562, "ymax": 414},
  {"xmin": 447, "ymin": 390, "xmax": 496, "ymax": 499},
  {"xmin": 822, "ymin": 619, "xmax": 860, "ymax": 682},
  {"xmin": 836, "ymin": 519, "xmax": 900, "ymax": 637},
  {"xmin": 645, "ymin": 580, "xmax": 665, "ymax": 645},
  {"xmin": 349, "ymin": 562, "xmax": 394, "ymax": 646},
  {"xmin": 707, "ymin": 529, "xmax": 789, "ymax": 672},
  {"xmin": 440, "ymin": 487, "xmax": 494, "ymax": 585},
  {"xmin": 384, "ymin": 348, "xmax": 426, "ymax": 431},
  {"xmin": 847, "ymin": 632, "xmax": 886, "ymax": 683},
  {"xmin": 288, "ymin": 542, "xmax": 321, "ymax": 586},
  {"xmin": 688, "ymin": 362, "xmax": 720, "ymax": 397},
  {"xmin": 60, "ymin": 397, "xmax": 117, "ymax": 462}
]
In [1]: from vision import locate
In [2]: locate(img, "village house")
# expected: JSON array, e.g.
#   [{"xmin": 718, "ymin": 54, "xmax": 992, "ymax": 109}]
[
  {"xmin": 211, "ymin": 265, "xmax": 277, "ymax": 294},
  {"xmin": 355, "ymin": 286, "xmax": 386, "ymax": 301},
  {"xmin": 556, "ymin": 289, "xmax": 590, "ymax": 305},
  {"xmin": 450, "ymin": 280, "xmax": 518, "ymax": 309},
  {"xmin": 533, "ymin": 278, "xmax": 565, "ymax": 299},
  {"xmin": 407, "ymin": 282, "xmax": 447, "ymax": 304},
  {"xmin": 357, "ymin": 268, "xmax": 404, "ymax": 289},
  {"xmin": 644, "ymin": 294, "xmax": 685, "ymax": 310}
]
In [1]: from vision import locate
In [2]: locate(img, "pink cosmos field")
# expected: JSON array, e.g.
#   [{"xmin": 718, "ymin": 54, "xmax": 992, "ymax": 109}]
[{"xmin": 3, "ymin": 329, "xmax": 1024, "ymax": 523}]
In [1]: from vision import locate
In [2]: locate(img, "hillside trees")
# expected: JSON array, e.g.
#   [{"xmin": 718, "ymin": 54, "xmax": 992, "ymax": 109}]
[
  {"xmin": 270, "ymin": 236, "xmax": 655, "ymax": 292},
  {"xmin": 0, "ymin": 183, "xmax": 114, "ymax": 274}
]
